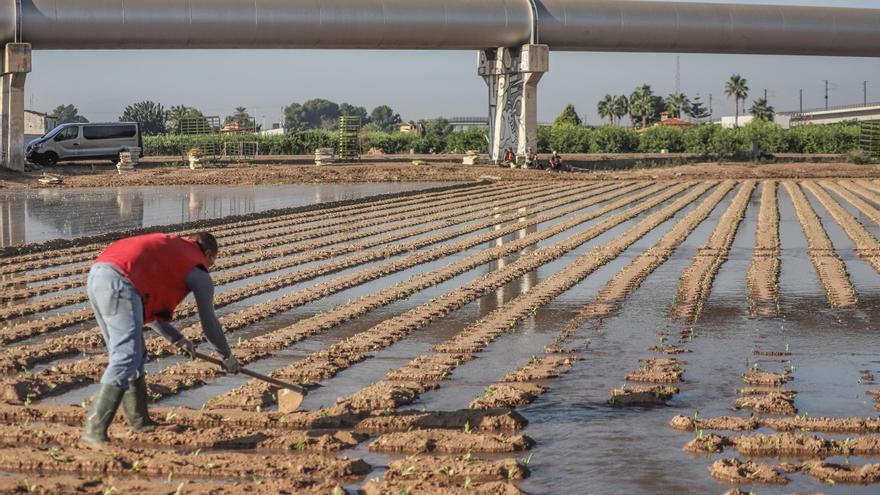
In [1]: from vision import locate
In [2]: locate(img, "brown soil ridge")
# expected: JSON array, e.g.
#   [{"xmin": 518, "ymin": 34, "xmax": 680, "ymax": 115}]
[
  {"xmin": 360, "ymin": 479, "xmax": 523, "ymax": 495},
  {"xmin": 805, "ymin": 181, "xmax": 880, "ymax": 274},
  {"xmin": 799, "ymin": 460, "xmax": 880, "ymax": 484},
  {"xmin": 686, "ymin": 431, "xmax": 880, "ymax": 458},
  {"xmin": 0, "ymin": 182, "xmax": 551, "ymax": 314},
  {"xmin": 0, "ymin": 182, "xmax": 594, "ymax": 346},
  {"xmin": 0, "ymin": 180, "xmax": 520, "ymax": 278},
  {"xmin": 469, "ymin": 383, "xmax": 547, "ymax": 409},
  {"xmin": 2, "ymin": 184, "xmax": 653, "ymax": 401},
  {"xmin": 0, "ymin": 420, "xmax": 366, "ymax": 453},
  {"xmin": 742, "ymin": 370, "xmax": 792, "ymax": 386},
  {"xmin": 709, "ymin": 457, "xmax": 789, "ymax": 485},
  {"xmin": 625, "ymin": 358, "xmax": 685, "ymax": 384},
  {"xmin": 324, "ymin": 184, "xmax": 716, "ymax": 417},
  {"xmin": 208, "ymin": 183, "xmax": 701, "ymax": 411},
  {"xmin": 0, "ymin": 403, "xmax": 525, "ymax": 433},
  {"xmin": 0, "ymin": 179, "xmax": 482, "ymax": 259},
  {"xmin": 369, "ymin": 430, "xmax": 534, "ymax": 454},
  {"xmin": 609, "ymin": 385, "xmax": 680, "ymax": 406},
  {"xmin": 746, "ymin": 180, "xmax": 781, "ymax": 316},
  {"xmin": 669, "ymin": 181, "xmax": 756, "ymax": 323},
  {"xmin": 782, "ymin": 181, "xmax": 858, "ymax": 308},
  {"xmin": 0, "ymin": 444, "xmax": 369, "ymax": 480},
  {"xmin": 669, "ymin": 414, "xmax": 880, "ymax": 434},
  {"xmin": 0, "ymin": 474, "xmax": 348, "ymax": 494},
  {"xmin": 384, "ymin": 454, "xmax": 528, "ymax": 483},
  {"xmin": 140, "ymin": 183, "xmax": 668, "ymax": 407}
]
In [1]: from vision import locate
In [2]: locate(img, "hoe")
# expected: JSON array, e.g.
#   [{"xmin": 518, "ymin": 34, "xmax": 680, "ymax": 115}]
[{"xmin": 194, "ymin": 351, "xmax": 313, "ymax": 412}]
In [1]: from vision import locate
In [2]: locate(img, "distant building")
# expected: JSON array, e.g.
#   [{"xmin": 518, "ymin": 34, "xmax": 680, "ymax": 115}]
[
  {"xmin": 448, "ymin": 117, "xmax": 489, "ymax": 132},
  {"xmin": 25, "ymin": 110, "xmax": 57, "ymax": 142},
  {"xmin": 639, "ymin": 112, "xmax": 695, "ymax": 132},
  {"xmin": 256, "ymin": 123, "xmax": 285, "ymax": 136},
  {"xmin": 719, "ymin": 115, "xmax": 791, "ymax": 129},
  {"xmin": 398, "ymin": 121, "xmax": 425, "ymax": 136}
]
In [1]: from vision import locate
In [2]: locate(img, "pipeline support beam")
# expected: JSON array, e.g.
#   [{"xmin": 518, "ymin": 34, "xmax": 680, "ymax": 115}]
[
  {"xmin": 481, "ymin": 44, "xmax": 549, "ymax": 164},
  {"xmin": 1, "ymin": 42, "xmax": 30, "ymax": 172}
]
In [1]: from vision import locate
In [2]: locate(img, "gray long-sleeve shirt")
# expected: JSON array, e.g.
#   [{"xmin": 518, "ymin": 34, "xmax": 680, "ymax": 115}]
[{"xmin": 147, "ymin": 267, "xmax": 231, "ymax": 358}]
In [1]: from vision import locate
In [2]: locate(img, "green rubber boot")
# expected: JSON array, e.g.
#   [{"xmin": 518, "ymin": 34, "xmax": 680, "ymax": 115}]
[
  {"xmin": 81, "ymin": 383, "xmax": 124, "ymax": 446},
  {"xmin": 121, "ymin": 376, "xmax": 159, "ymax": 433}
]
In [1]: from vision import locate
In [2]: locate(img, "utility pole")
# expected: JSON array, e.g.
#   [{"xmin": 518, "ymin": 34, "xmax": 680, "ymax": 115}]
[
  {"xmin": 865, "ymin": 80, "xmax": 869, "ymax": 106},
  {"xmin": 799, "ymin": 89, "xmax": 804, "ymax": 113},
  {"xmin": 763, "ymin": 89, "xmax": 767, "ymax": 101},
  {"xmin": 709, "ymin": 93, "xmax": 713, "ymax": 117},
  {"xmin": 825, "ymin": 80, "xmax": 829, "ymax": 110}
]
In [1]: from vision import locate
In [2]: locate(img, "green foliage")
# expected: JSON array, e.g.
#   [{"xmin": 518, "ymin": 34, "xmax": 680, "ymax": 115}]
[
  {"xmin": 749, "ymin": 98, "xmax": 775, "ymax": 121},
  {"xmin": 554, "ymin": 104, "xmax": 582, "ymax": 127},
  {"xmin": 639, "ymin": 126, "xmax": 685, "ymax": 153},
  {"xmin": 120, "ymin": 100, "xmax": 166, "ymax": 135},
  {"xmin": 590, "ymin": 126, "xmax": 639, "ymax": 153},
  {"xmin": 537, "ymin": 126, "xmax": 552, "ymax": 153},
  {"xmin": 444, "ymin": 128, "xmax": 488, "ymax": 153},
  {"xmin": 548, "ymin": 124, "xmax": 590, "ymax": 153},
  {"xmin": 50, "ymin": 104, "xmax": 88, "ymax": 125},
  {"xmin": 369, "ymin": 105, "xmax": 403, "ymax": 132},
  {"xmin": 142, "ymin": 123, "xmax": 860, "ymax": 157}
]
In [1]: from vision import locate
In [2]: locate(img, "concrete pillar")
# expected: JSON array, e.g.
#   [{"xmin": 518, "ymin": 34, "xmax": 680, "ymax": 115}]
[
  {"xmin": 1, "ymin": 43, "xmax": 31, "ymax": 172},
  {"xmin": 479, "ymin": 44, "xmax": 549, "ymax": 163}
]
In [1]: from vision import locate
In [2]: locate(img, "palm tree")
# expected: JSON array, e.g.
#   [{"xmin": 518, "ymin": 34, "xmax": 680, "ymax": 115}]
[
  {"xmin": 630, "ymin": 85, "xmax": 655, "ymax": 129},
  {"xmin": 725, "ymin": 74, "xmax": 750, "ymax": 127},
  {"xmin": 613, "ymin": 95, "xmax": 629, "ymax": 125},
  {"xmin": 749, "ymin": 98, "xmax": 776, "ymax": 121},
  {"xmin": 597, "ymin": 94, "xmax": 615, "ymax": 125},
  {"xmin": 665, "ymin": 93, "xmax": 690, "ymax": 119}
]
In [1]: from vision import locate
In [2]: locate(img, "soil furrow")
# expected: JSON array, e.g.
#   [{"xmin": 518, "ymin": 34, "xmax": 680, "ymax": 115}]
[
  {"xmin": 0, "ymin": 444, "xmax": 369, "ymax": 481},
  {"xmin": 0, "ymin": 181, "xmax": 483, "ymax": 261},
  {"xmin": 207, "ymin": 182, "xmax": 706, "ymax": 411},
  {"xmin": 1, "ymin": 183, "xmax": 651, "ymax": 402},
  {"xmin": 0, "ymin": 182, "xmax": 617, "ymax": 363},
  {"xmin": 670, "ymin": 414, "xmax": 880, "ymax": 434},
  {"xmin": 782, "ymin": 181, "xmax": 858, "ymax": 307},
  {"xmin": 684, "ymin": 431, "xmax": 880, "ymax": 458},
  {"xmin": 746, "ymin": 181, "xmax": 781, "ymax": 316},
  {"xmin": 0, "ymin": 402, "xmax": 526, "ymax": 433},
  {"xmin": 0, "ymin": 181, "xmax": 536, "ymax": 296},
  {"xmin": 145, "ymin": 183, "xmax": 675, "ymax": 404},
  {"xmin": 0, "ymin": 182, "xmax": 567, "ymax": 317},
  {"xmin": 0, "ymin": 181, "xmax": 499, "ymax": 273},
  {"xmin": 668, "ymin": 181, "xmax": 756, "ymax": 323},
  {"xmin": 0, "ymin": 474, "xmax": 346, "ymax": 494},
  {"xmin": 810, "ymin": 180, "xmax": 880, "ymax": 273}
]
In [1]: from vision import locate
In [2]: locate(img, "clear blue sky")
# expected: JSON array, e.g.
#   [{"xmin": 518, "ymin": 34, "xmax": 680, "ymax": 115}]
[{"xmin": 26, "ymin": 0, "xmax": 880, "ymax": 126}]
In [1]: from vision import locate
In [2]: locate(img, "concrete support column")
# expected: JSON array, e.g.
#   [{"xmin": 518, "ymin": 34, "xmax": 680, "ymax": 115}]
[
  {"xmin": 1, "ymin": 43, "xmax": 31, "ymax": 172},
  {"xmin": 479, "ymin": 44, "xmax": 548, "ymax": 163}
]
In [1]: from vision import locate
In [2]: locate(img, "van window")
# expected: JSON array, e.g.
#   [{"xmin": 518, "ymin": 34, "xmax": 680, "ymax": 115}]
[
  {"xmin": 53, "ymin": 127, "xmax": 79, "ymax": 142},
  {"xmin": 83, "ymin": 125, "xmax": 137, "ymax": 140}
]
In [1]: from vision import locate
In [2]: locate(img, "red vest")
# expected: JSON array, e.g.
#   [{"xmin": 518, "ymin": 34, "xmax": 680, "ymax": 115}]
[{"xmin": 95, "ymin": 233, "xmax": 208, "ymax": 323}]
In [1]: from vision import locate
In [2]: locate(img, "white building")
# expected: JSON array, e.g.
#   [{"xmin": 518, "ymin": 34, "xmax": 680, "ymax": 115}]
[
  {"xmin": 719, "ymin": 114, "xmax": 791, "ymax": 129},
  {"xmin": 25, "ymin": 110, "xmax": 57, "ymax": 143}
]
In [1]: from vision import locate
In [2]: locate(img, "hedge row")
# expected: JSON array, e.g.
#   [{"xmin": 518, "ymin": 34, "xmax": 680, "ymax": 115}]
[
  {"xmin": 142, "ymin": 122, "xmax": 860, "ymax": 157},
  {"xmin": 142, "ymin": 128, "xmax": 488, "ymax": 156}
]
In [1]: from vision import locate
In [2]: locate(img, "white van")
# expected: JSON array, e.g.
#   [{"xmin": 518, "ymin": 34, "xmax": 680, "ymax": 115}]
[{"xmin": 27, "ymin": 122, "xmax": 142, "ymax": 166}]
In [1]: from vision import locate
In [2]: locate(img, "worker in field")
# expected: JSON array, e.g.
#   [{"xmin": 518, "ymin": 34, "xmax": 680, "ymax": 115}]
[{"xmin": 81, "ymin": 232, "xmax": 240, "ymax": 446}]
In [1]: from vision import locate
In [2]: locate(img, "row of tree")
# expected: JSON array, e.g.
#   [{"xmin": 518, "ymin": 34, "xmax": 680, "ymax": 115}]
[
  {"xmin": 48, "ymin": 100, "xmax": 409, "ymax": 136},
  {"xmin": 590, "ymin": 75, "xmax": 774, "ymax": 129}
]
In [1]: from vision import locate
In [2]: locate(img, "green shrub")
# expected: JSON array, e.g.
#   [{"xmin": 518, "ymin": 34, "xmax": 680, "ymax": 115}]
[
  {"xmin": 444, "ymin": 128, "xmax": 488, "ymax": 153},
  {"xmin": 639, "ymin": 126, "xmax": 685, "ymax": 153},
  {"xmin": 682, "ymin": 124, "xmax": 721, "ymax": 154},
  {"xmin": 788, "ymin": 124, "xmax": 859, "ymax": 153},
  {"xmin": 738, "ymin": 120, "xmax": 792, "ymax": 153},
  {"xmin": 537, "ymin": 126, "xmax": 552, "ymax": 153},
  {"xmin": 548, "ymin": 124, "xmax": 591, "ymax": 153},
  {"xmin": 591, "ymin": 126, "xmax": 639, "ymax": 153}
]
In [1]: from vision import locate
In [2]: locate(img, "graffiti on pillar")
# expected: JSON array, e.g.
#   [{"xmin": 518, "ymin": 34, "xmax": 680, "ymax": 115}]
[{"xmin": 497, "ymin": 72, "xmax": 524, "ymax": 155}]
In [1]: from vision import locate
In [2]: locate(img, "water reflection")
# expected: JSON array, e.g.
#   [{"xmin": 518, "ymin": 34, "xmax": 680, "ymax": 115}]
[{"xmin": 0, "ymin": 183, "xmax": 449, "ymax": 246}]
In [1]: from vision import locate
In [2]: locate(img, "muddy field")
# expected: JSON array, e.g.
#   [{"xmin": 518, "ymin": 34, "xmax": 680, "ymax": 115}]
[{"xmin": 2, "ymin": 176, "xmax": 880, "ymax": 494}]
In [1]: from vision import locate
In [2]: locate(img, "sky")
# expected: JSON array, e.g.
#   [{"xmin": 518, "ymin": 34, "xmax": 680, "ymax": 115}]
[{"xmin": 25, "ymin": 0, "xmax": 880, "ymax": 127}]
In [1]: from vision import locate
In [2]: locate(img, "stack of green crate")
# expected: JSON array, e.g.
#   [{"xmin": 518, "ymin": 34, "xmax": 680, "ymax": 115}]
[
  {"xmin": 860, "ymin": 121, "xmax": 880, "ymax": 158},
  {"xmin": 338, "ymin": 116, "xmax": 361, "ymax": 162}
]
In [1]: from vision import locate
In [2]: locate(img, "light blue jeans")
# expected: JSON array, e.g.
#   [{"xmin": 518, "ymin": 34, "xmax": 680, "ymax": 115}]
[{"xmin": 87, "ymin": 263, "xmax": 146, "ymax": 388}]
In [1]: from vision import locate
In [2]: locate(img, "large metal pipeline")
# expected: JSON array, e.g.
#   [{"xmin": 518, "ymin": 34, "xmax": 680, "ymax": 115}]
[{"xmin": 2, "ymin": 0, "xmax": 880, "ymax": 57}]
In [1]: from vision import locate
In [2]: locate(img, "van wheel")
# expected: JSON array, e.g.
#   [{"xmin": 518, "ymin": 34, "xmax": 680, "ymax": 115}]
[{"xmin": 41, "ymin": 152, "xmax": 59, "ymax": 166}]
